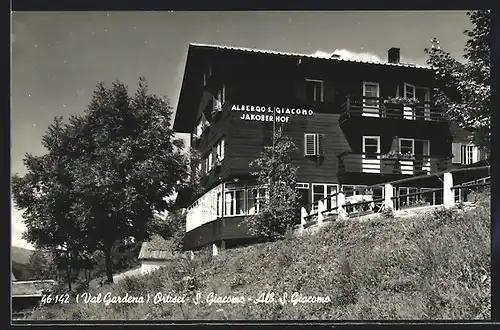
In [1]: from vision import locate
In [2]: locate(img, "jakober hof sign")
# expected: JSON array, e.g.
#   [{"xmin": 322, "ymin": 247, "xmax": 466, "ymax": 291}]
[{"xmin": 231, "ymin": 104, "xmax": 314, "ymax": 123}]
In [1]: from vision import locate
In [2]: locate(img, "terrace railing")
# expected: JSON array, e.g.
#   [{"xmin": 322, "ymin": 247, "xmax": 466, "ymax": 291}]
[
  {"xmin": 297, "ymin": 166, "xmax": 490, "ymax": 234},
  {"xmin": 338, "ymin": 152, "xmax": 451, "ymax": 175},
  {"xmin": 340, "ymin": 95, "xmax": 448, "ymax": 123}
]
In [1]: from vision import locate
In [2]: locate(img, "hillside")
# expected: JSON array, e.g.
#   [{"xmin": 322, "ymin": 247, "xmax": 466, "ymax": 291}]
[
  {"xmin": 12, "ymin": 246, "xmax": 33, "ymax": 265},
  {"xmin": 30, "ymin": 191, "xmax": 490, "ymax": 320},
  {"xmin": 12, "ymin": 246, "xmax": 34, "ymax": 281}
]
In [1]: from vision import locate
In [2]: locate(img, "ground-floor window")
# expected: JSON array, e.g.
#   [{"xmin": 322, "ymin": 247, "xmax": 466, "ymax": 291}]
[
  {"xmin": 311, "ymin": 183, "xmax": 338, "ymax": 211},
  {"xmin": 398, "ymin": 187, "xmax": 419, "ymax": 207},
  {"xmin": 341, "ymin": 184, "xmax": 367, "ymax": 197},
  {"xmin": 454, "ymin": 181, "xmax": 475, "ymax": 203},
  {"xmin": 247, "ymin": 187, "xmax": 267, "ymax": 215},
  {"xmin": 296, "ymin": 183, "xmax": 310, "ymax": 209},
  {"xmin": 222, "ymin": 182, "xmax": 269, "ymax": 217},
  {"xmin": 216, "ymin": 192, "xmax": 222, "ymax": 217},
  {"xmin": 224, "ymin": 189, "xmax": 245, "ymax": 216}
]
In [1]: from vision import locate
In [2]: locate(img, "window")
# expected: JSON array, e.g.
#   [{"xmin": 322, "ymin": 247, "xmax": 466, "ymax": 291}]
[
  {"xmin": 195, "ymin": 120, "xmax": 203, "ymax": 137},
  {"xmin": 246, "ymin": 187, "xmax": 266, "ymax": 215},
  {"xmin": 341, "ymin": 185, "xmax": 367, "ymax": 198},
  {"xmin": 304, "ymin": 133, "xmax": 325, "ymax": 156},
  {"xmin": 215, "ymin": 85, "xmax": 226, "ymax": 109},
  {"xmin": 452, "ymin": 143, "xmax": 479, "ymax": 165},
  {"xmin": 362, "ymin": 136, "xmax": 380, "ymax": 160},
  {"xmin": 203, "ymin": 62, "xmax": 212, "ymax": 86},
  {"xmin": 305, "ymin": 79, "xmax": 324, "ymax": 102},
  {"xmin": 195, "ymin": 115, "xmax": 209, "ymax": 137},
  {"xmin": 204, "ymin": 157, "xmax": 210, "ymax": 174},
  {"xmin": 216, "ymin": 192, "xmax": 222, "ymax": 217},
  {"xmin": 363, "ymin": 82, "xmax": 380, "ymax": 108},
  {"xmin": 462, "ymin": 144, "xmax": 474, "ymax": 165},
  {"xmin": 216, "ymin": 139, "xmax": 225, "ymax": 160},
  {"xmin": 399, "ymin": 187, "xmax": 419, "ymax": 207},
  {"xmin": 312, "ymin": 184, "xmax": 325, "ymax": 204},
  {"xmin": 296, "ymin": 182, "xmax": 310, "ymax": 189},
  {"xmin": 399, "ymin": 138, "xmax": 414, "ymax": 155},
  {"xmin": 205, "ymin": 139, "xmax": 226, "ymax": 172},
  {"xmin": 404, "ymin": 83, "xmax": 416, "ymax": 99},
  {"xmin": 224, "ymin": 190, "xmax": 245, "ymax": 216},
  {"xmin": 312, "ymin": 184, "xmax": 338, "ymax": 211}
]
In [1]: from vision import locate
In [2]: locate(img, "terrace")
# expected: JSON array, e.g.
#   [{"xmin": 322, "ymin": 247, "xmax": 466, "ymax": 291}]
[{"xmin": 298, "ymin": 166, "xmax": 490, "ymax": 232}]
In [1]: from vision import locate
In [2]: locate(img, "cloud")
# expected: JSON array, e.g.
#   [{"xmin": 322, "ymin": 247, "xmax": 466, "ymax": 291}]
[
  {"xmin": 11, "ymin": 200, "xmax": 33, "ymax": 250},
  {"xmin": 312, "ymin": 49, "xmax": 382, "ymax": 62}
]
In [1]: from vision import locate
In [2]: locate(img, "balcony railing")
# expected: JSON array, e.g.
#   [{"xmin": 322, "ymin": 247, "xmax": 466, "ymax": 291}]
[
  {"xmin": 338, "ymin": 153, "xmax": 451, "ymax": 175},
  {"xmin": 340, "ymin": 95, "xmax": 447, "ymax": 122},
  {"xmin": 298, "ymin": 166, "xmax": 490, "ymax": 233}
]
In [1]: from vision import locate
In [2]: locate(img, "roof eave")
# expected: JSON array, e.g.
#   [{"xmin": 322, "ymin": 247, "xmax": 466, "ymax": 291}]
[{"xmin": 188, "ymin": 43, "xmax": 432, "ymax": 70}]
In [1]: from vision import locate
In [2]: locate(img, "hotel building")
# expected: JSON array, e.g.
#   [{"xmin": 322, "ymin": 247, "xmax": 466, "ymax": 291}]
[{"xmin": 173, "ymin": 43, "xmax": 488, "ymax": 251}]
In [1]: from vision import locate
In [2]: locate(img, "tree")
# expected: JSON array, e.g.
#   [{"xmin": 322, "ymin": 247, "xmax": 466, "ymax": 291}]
[
  {"xmin": 27, "ymin": 249, "xmax": 57, "ymax": 280},
  {"xmin": 12, "ymin": 118, "xmax": 93, "ymax": 290},
  {"xmin": 424, "ymin": 10, "xmax": 490, "ymax": 153},
  {"xmin": 174, "ymin": 147, "xmax": 209, "ymax": 209},
  {"xmin": 149, "ymin": 209, "xmax": 187, "ymax": 252},
  {"xmin": 245, "ymin": 128, "xmax": 300, "ymax": 241},
  {"xmin": 12, "ymin": 77, "xmax": 190, "ymax": 284}
]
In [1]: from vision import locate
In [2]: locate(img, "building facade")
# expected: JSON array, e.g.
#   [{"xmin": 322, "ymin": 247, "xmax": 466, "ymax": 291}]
[{"xmin": 173, "ymin": 43, "xmax": 488, "ymax": 251}]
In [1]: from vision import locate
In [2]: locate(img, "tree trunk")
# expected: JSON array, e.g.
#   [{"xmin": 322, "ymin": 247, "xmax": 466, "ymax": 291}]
[
  {"xmin": 85, "ymin": 268, "xmax": 91, "ymax": 282},
  {"xmin": 66, "ymin": 265, "xmax": 72, "ymax": 292},
  {"xmin": 104, "ymin": 245, "xmax": 114, "ymax": 284}
]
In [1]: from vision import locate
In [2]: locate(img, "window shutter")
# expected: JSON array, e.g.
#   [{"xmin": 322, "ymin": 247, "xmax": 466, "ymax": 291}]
[
  {"xmin": 304, "ymin": 134, "xmax": 316, "ymax": 156},
  {"xmin": 317, "ymin": 134, "xmax": 325, "ymax": 156},
  {"xmin": 451, "ymin": 143, "xmax": 461, "ymax": 164}
]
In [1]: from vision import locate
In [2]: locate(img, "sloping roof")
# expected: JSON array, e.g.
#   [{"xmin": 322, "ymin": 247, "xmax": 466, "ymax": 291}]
[
  {"xmin": 12, "ymin": 280, "xmax": 56, "ymax": 297},
  {"xmin": 12, "ymin": 273, "xmax": 16, "ymax": 282},
  {"xmin": 138, "ymin": 240, "xmax": 175, "ymax": 261},
  {"xmin": 189, "ymin": 43, "xmax": 432, "ymax": 70}
]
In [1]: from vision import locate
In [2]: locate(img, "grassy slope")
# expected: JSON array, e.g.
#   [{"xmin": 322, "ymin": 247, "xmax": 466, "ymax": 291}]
[{"xmin": 31, "ymin": 192, "xmax": 490, "ymax": 320}]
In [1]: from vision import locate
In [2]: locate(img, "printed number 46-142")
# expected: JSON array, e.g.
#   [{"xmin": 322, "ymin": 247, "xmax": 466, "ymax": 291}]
[{"xmin": 40, "ymin": 294, "xmax": 70, "ymax": 305}]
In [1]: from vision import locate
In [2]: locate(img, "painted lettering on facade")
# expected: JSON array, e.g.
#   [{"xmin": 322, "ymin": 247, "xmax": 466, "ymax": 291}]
[{"xmin": 231, "ymin": 104, "xmax": 314, "ymax": 123}]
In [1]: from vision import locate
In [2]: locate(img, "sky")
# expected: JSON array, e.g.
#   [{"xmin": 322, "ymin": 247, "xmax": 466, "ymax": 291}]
[{"xmin": 11, "ymin": 11, "xmax": 473, "ymax": 250}]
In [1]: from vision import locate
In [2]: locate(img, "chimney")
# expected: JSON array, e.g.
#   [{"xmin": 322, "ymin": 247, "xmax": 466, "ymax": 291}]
[{"xmin": 388, "ymin": 47, "xmax": 400, "ymax": 64}]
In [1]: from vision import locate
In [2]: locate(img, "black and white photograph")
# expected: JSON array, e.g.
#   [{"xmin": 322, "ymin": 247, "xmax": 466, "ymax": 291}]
[{"xmin": 11, "ymin": 10, "xmax": 491, "ymax": 321}]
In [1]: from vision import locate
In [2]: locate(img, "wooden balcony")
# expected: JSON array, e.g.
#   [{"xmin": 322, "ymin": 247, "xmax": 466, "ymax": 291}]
[
  {"xmin": 338, "ymin": 153, "xmax": 451, "ymax": 176},
  {"xmin": 340, "ymin": 95, "xmax": 448, "ymax": 123}
]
